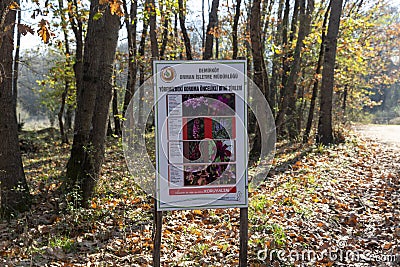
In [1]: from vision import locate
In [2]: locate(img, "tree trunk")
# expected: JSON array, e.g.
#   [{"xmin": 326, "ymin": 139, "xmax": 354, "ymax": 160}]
[
  {"xmin": 317, "ymin": 0, "xmax": 343, "ymax": 145},
  {"xmin": 65, "ymin": 0, "xmax": 120, "ymax": 206},
  {"xmin": 58, "ymin": 84, "xmax": 69, "ymax": 144},
  {"xmin": 149, "ymin": 0, "xmax": 159, "ymax": 60},
  {"xmin": 303, "ymin": 1, "xmax": 330, "ymax": 143},
  {"xmin": 275, "ymin": 0, "xmax": 314, "ymax": 138},
  {"xmin": 232, "ymin": 0, "xmax": 242, "ymax": 59},
  {"xmin": 250, "ymin": 0, "xmax": 269, "ymax": 98},
  {"xmin": 0, "ymin": 0, "xmax": 30, "ymax": 216},
  {"xmin": 159, "ymin": 1, "xmax": 169, "ymax": 59},
  {"xmin": 249, "ymin": 0, "xmax": 269, "ymax": 161},
  {"xmin": 122, "ymin": 0, "xmax": 138, "ymax": 116},
  {"xmin": 203, "ymin": 0, "xmax": 219, "ymax": 60},
  {"xmin": 280, "ymin": 0, "xmax": 291, "ymax": 90},
  {"xmin": 66, "ymin": 104, "xmax": 73, "ymax": 130},
  {"xmin": 178, "ymin": 0, "xmax": 193, "ymax": 59},
  {"xmin": 202, "ymin": 0, "xmax": 205, "ymax": 49},
  {"xmin": 269, "ymin": 0, "xmax": 285, "ymax": 116},
  {"xmin": 112, "ymin": 74, "xmax": 122, "ymax": 136},
  {"xmin": 12, "ymin": 1, "xmax": 21, "ymax": 115},
  {"xmin": 58, "ymin": 0, "xmax": 71, "ymax": 144},
  {"xmin": 68, "ymin": 0, "xmax": 84, "ymax": 120}
]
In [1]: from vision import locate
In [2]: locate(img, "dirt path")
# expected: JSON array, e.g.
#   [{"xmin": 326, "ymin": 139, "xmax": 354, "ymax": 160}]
[{"xmin": 353, "ymin": 124, "xmax": 400, "ymax": 149}]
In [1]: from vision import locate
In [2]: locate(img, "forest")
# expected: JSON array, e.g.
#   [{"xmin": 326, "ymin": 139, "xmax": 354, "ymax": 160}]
[{"xmin": 0, "ymin": 0, "xmax": 399, "ymax": 266}]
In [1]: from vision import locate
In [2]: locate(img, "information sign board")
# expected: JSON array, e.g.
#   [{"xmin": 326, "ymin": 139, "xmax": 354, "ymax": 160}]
[{"xmin": 154, "ymin": 60, "xmax": 248, "ymax": 210}]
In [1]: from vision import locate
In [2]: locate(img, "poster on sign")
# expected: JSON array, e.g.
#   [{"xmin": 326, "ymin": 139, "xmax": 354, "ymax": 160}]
[{"xmin": 154, "ymin": 60, "xmax": 248, "ymax": 211}]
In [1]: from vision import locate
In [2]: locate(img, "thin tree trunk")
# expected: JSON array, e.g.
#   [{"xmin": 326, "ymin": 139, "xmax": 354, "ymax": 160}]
[
  {"xmin": 303, "ymin": 1, "xmax": 330, "ymax": 143},
  {"xmin": 0, "ymin": 0, "xmax": 30, "ymax": 215},
  {"xmin": 215, "ymin": 16, "xmax": 219, "ymax": 59},
  {"xmin": 136, "ymin": 3, "xmax": 150, "ymax": 148},
  {"xmin": 250, "ymin": 0, "xmax": 269, "ymax": 98},
  {"xmin": 58, "ymin": 0, "xmax": 71, "ymax": 144},
  {"xmin": 68, "ymin": 0, "xmax": 84, "ymax": 120},
  {"xmin": 342, "ymin": 85, "xmax": 348, "ymax": 116},
  {"xmin": 276, "ymin": 0, "xmax": 314, "ymax": 138},
  {"xmin": 173, "ymin": 12, "xmax": 178, "ymax": 59},
  {"xmin": 58, "ymin": 87, "xmax": 68, "ymax": 144},
  {"xmin": 249, "ymin": 0, "xmax": 270, "ymax": 161},
  {"xmin": 296, "ymin": 84, "xmax": 305, "ymax": 132},
  {"xmin": 203, "ymin": 0, "xmax": 219, "ymax": 60},
  {"xmin": 232, "ymin": 0, "xmax": 242, "ymax": 59},
  {"xmin": 202, "ymin": 0, "xmax": 205, "ymax": 49},
  {"xmin": 149, "ymin": 0, "xmax": 158, "ymax": 60},
  {"xmin": 66, "ymin": 104, "xmax": 73, "ymax": 130},
  {"xmin": 178, "ymin": 0, "xmax": 193, "ymax": 59},
  {"xmin": 280, "ymin": 0, "xmax": 291, "ymax": 89},
  {"xmin": 159, "ymin": 0, "xmax": 169, "ymax": 58},
  {"xmin": 65, "ymin": 0, "xmax": 120, "ymax": 206},
  {"xmin": 269, "ymin": 0, "xmax": 284, "ymax": 117},
  {"xmin": 112, "ymin": 72, "xmax": 122, "ymax": 136},
  {"xmin": 107, "ymin": 117, "xmax": 113, "ymax": 136},
  {"xmin": 12, "ymin": 1, "xmax": 21, "ymax": 115},
  {"xmin": 317, "ymin": 0, "xmax": 343, "ymax": 145},
  {"xmin": 122, "ymin": 0, "xmax": 138, "ymax": 115}
]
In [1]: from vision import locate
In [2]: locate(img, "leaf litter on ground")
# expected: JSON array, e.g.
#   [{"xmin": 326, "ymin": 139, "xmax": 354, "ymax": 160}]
[{"xmin": 0, "ymin": 129, "xmax": 399, "ymax": 266}]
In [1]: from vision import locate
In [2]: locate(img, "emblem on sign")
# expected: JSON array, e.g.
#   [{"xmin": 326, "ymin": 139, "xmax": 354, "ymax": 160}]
[{"xmin": 160, "ymin": 66, "xmax": 176, "ymax": 83}]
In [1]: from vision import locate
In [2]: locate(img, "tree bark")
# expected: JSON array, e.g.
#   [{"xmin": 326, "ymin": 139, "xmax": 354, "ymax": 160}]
[
  {"xmin": 149, "ymin": 0, "xmax": 159, "ymax": 60},
  {"xmin": 250, "ymin": 0, "xmax": 269, "ymax": 98},
  {"xmin": 0, "ymin": 0, "xmax": 30, "ymax": 216},
  {"xmin": 67, "ymin": 0, "xmax": 84, "ymax": 120},
  {"xmin": 303, "ymin": 1, "xmax": 330, "ymax": 143},
  {"xmin": 317, "ymin": 0, "xmax": 343, "ymax": 145},
  {"xmin": 65, "ymin": 0, "xmax": 120, "ymax": 206},
  {"xmin": 58, "ymin": 0, "xmax": 71, "ymax": 144},
  {"xmin": 249, "ymin": 0, "xmax": 269, "ymax": 161},
  {"xmin": 203, "ymin": 0, "xmax": 219, "ymax": 60},
  {"xmin": 202, "ymin": 0, "xmax": 205, "ymax": 49},
  {"xmin": 159, "ymin": 0, "xmax": 169, "ymax": 59},
  {"xmin": 112, "ymin": 73, "xmax": 122, "ymax": 136},
  {"xmin": 232, "ymin": 0, "xmax": 242, "ymax": 59},
  {"xmin": 269, "ymin": 0, "xmax": 285, "ymax": 116},
  {"xmin": 276, "ymin": 0, "xmax": 314, "ymax": 138},
  {"xmin": 178, "ymin": 0, "xmax": 192, "ymax": 60},
  {"xmin": 122, "ymin": 0, "xmax": 138, "ymax": 116},
  {"xmin": 12, "ymin": 1, "xmax": 21, "ymax": 115}
]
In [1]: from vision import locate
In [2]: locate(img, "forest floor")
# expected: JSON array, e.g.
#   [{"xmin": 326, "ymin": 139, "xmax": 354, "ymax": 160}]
[{"xmin": 0, "ymin": 126, "xmax": 399, "ymax": 266}]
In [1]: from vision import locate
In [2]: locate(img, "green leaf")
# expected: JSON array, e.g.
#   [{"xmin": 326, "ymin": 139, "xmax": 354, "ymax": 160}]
[{"xmin": 93, "ymin": 12, "xmax": 103, "ymax": 21}]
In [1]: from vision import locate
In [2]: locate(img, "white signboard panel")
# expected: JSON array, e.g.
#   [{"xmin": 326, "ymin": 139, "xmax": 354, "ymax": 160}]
[{"xmin": 154, "ymin": 60, "xmax": 248, "ymax": 211}]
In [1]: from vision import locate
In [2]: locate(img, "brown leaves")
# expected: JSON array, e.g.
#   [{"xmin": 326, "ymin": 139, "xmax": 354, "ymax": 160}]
[
  {"xmin": 37, "ymin": 19, "xmax": 54, "ymax": 44},
  {"xmin": 8, "ymin": 1, "xmax": 20, "ymax": 10},
  {"xmin": 98, "ymin": 0, "xmax": 124, "ymax": 17},
  {"xmin": 3, "ymin": 130, "xmax": 399, "ymax": 266},
  {"xmin": 109, "ymin": 0, "xmax": 124, "ymax": 16},
  {"xmin": 17, "ymin": 24, "xmax": 34, "ymax": 36}
]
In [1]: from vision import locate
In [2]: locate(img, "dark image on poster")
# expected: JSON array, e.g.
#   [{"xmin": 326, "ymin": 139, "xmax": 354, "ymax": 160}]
[{"xmin": 183, "ymin": 164, "xmax": 236, "ymax": 186}]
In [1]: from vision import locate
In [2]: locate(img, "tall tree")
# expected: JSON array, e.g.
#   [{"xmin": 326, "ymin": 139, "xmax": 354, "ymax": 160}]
[
  {"xmin": 159, "ymin": 0, "xmax": 170, "ymax": 58},
  {"xmin": 149, "ymin": 0, "xmax": 159, "ymax": 60},
  {"xmin": 65, "ymin": 0, "xmax": 121, "ymax": 206},
  {"xmin": 203, "ymin": 0, "xmax": 219, "ymax": 59},
  {"xmin": 276, "ymin": 0, "xmax": 314, "ymax": 138},
  {"xmin": 178, "ymin": 0, "xmax": 193, "ymax": 59},
  {"xmin": 317, "ymin": 0, "xmax": 343, "ymax": 145},
  {"xmin": 250, "ymin": 0, "xmax": 269, "ymax": 98},
  {"xmin": 122, "ymin": 0, "xmax": 138, "ymax": 115},
  {"xmin": 0, "ymin": 0, "xmax": 30, "ymax": 216},
  {"xmin": 249, "ymin": 0, "xmax": 269, "ymax": 160},
  {"xmin": 232, "ymin": 0, "xmax": 241, "ymax": 59},
  {"xmin": 269, "ymin": 0, "xmax": 285, "ymax": 116},
  {"xmin": 303, "ymin": 1, "xmax": 331, "ymax": 143}
]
